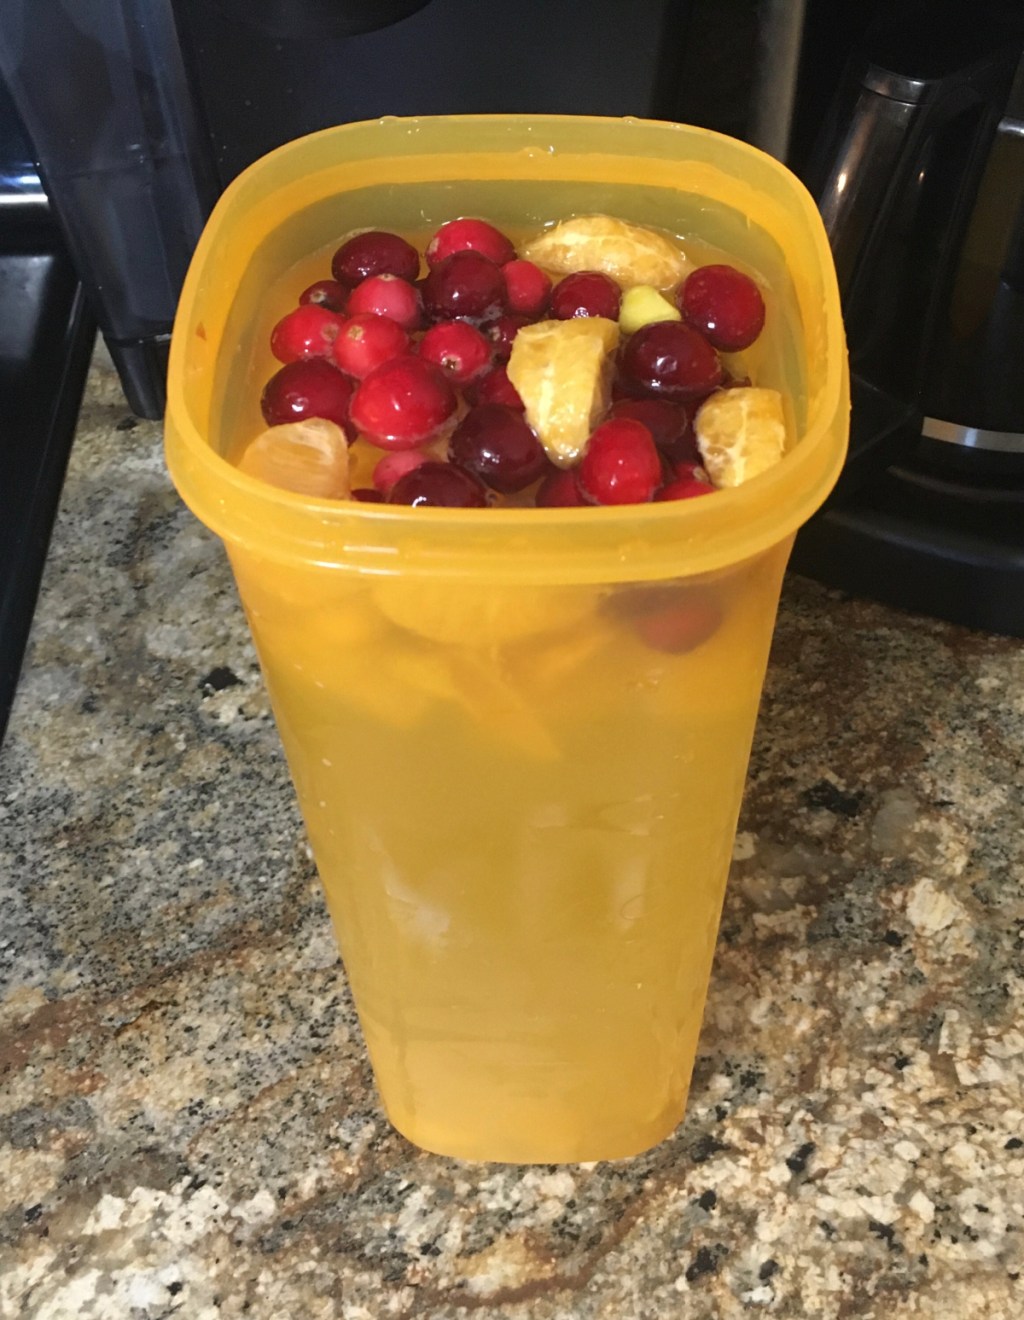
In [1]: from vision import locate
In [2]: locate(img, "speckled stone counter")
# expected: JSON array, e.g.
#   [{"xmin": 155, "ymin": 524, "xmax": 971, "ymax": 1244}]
[{"xmin": 2, "ymin": 353, "xmax": 1023, "ymax": 1319}]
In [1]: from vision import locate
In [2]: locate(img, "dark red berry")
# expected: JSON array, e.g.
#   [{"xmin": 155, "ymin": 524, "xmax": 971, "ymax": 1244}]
[
  {"xmin": 417, "ymin": 320, "xmax": 493, "ymax": 384},
  {"xmin": 449, "ymin": 404, "xmax": 548, "ymax": 494},
  {"xmin": 550, "ymin": 271, "xmax": 622, "ymax": 321},
  {"xmin": 261, "ymin": 359, "xmax": 355, "ymax": 438},
  {"xmin": 373, "ymin": 448, "xmax": 431, "ymax": 495},
  {"xmin": 388, "ymin": 461, "xmax": 489, "ymax": 507},
  {"xmin": 502, "ymin": 259, "xmax": 552, "ymax": 317},
  {"xmin": 465, "ymin": 365, "xmax": 525, "ymax": 411},
  {"xmin": 678, "ymin": 264, "xmax": 765, "ymax": 352},
  {"xmin": 609, "ymin": 398, "xmax": 700, "ymax": 465},
  {"xmin": 535, "ymin": 467, "xmax": 585, "ymax": 507},
  {"xmin": 421, "ymin": 251, "xmax": 506, "ymax": 324},
  {"xmin": 426, "ymin": 218, "xmax": 516, "ymax": 268},
  {"xmin": 332, "ymin": 313, "xmax": 409, "ymax": 379},
  {"xmin": 484, "ymin": 313, "xmax": 530, "ymax": 364},
  {"xmin": 618, "ymin": 321, "xmax": 724, "ymax": 401},
  {"xmin": 270, "ymin": 304, "xmax": 344, "ymax": 363},
  {"xmin": 299, "ymin": 279, "xmax": 348, "ymax": 313},
  {"xmin": 349, "ymin": 355, "xmax": 457, "ymax": 450},
  {"xmin": 617, "ymin": 586, "xmax": 722, "ymax": 653},
  {"xmin": 577, "ymin": 418, "xmax": 661, "ymax": 505},
  {"xmin": 332, "ymin": 231, "xmax": 420, "ymax": 286},
  {"xmin": 345, "ymin": 273, "xmax": 423, "ymax": 330},
  {"xmin": 351, "ymin": 487, "xmax": 385, "ymax": 503}
]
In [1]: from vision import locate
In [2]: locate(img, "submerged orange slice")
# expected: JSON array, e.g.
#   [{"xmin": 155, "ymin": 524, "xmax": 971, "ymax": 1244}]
[
  {"xmin": 506, "ymin": 317, "xmax": 619, "ymax": 467},
  {"xmin": 694, "ymin": 387, "xmax": 788, "ymax": 488},
  {"xmin": 522, "ymin": 215, "xmax": 692, "ymax": 290},
  {"xmin": 236, "ymin": 418, "xmax": 350, "ymax": 499}
]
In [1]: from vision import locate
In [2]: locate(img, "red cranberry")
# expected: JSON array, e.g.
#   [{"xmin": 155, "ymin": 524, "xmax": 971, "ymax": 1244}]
[
  {"xmin": 449, "ymin": 404, "xmax": 548, "ymax": 494},
  {"xmin": 618, "ymin": 321, "xmax": 724, "ymax": 401},
  {"xmin": 535, "ymin": 467, "xmax": 585, "ymax": 507},
  {"xmin": 502, "ymin": 259, "xmax": 552, "ymax": 317},
  {"xmin": 351, "ymin": 487, "xmax": 385, "ymax": 503},
  {"xmin": 345, "ymin": 273, "xmax": 423, "ymax": 331},
  {"xmin": 421, "ymin": 251, "xmax": 506, "ymax": 325},
  {"xmin": 550, "ymin": 271, "xmax": 622, "ymax": 321},
  {"xmin": 426, "ymin": 218, "xmax": 516, "ymax": 268},
  {"xmin": 388, "ymin": 461, "xmax": 489, "ymax": 507},
  {"xmin": 655, "ymin": 463, "xmax": 716, "ymax": 500},
  {"xmin": 465, "ymin": 365, "xmax": 525, "ymax": 411},
  {"xmin": 270, "ymin": 304, "xmax": 344, "ymax": 363},
  {"xmin": 484, "ymin": 313, "xmax": 530, "ymax": 364},
  {"xmin": 678, "ymin": 264, "xmax": 765, "ymax": 352},
  {"xmin": 299, "ymin": 279, "xmax": 348, "ymax": 313},
  {"xmin": 261, "ymin": 359, "xmax": 355, "ymax": 438},
  {"xmin": 577, "ymin": 418, "xmax": 661, "ymax": 505},
  {"xmin": 619, "ymin": 587, "xmax": 722, "ymax": 654},
  {"xmin": 373, "ymin": 448, "xmax": 431, "ymax": 495},
  {"xmin": 332, "ymin": 230, "xmax": 419, "ymax": 286},
  {"xmin": 609, "ymin": 398, "xmax": 700, "ymax": 465},
  {"xmin": 332, "ymin": 313, "xmax": 409, "ymax": 379},
  {"xmin": 417, "ymin": 320, "xmax": 493, "ymax": 384},
  {"xmin": 349, "ymin": 355, "xmax": 457, "ymax": 450}
]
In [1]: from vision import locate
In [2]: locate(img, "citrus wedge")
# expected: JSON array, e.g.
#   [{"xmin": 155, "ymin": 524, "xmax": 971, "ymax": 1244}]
[
  {"xmin": 506, "ymin": 317, "xmax": 619, "ymax": 467},
  {"xmin": 236, "ymin": 418, "xmax": 350, "ymax": 499},
  {"xmin": 522, "ymin": 215, "xmax": 692, "ymax": 290},
  {"xmin": 694, "ymin": 386, "xmax": 788, "ymax": 488},
  {"xmin": 373, "ymin": 578, "xmax": 593, "ymax": 648}
]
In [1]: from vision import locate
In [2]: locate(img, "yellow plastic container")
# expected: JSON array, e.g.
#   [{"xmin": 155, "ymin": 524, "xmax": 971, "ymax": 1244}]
[{"xmin": 165, "ymin": 115, "xmax": 848, "ymax": 1164}]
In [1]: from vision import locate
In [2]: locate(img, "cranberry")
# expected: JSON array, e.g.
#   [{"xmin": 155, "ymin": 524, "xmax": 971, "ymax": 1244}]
[
  {"xmin": 550, "ymin": 271, "xmax": 622, "ymax": 321},
  {"xmin": 300, "ymin": 279, "xmax": 348, "ymax": 313},
  {"xmin": 426, "ymin": 218, "xmax": 516, "ymax": 268},
  {"xmin": 484, "ymin": 313, "xmax": 530, "ymax": 364},
  {"xmin": 616, "ymin": 586, "xmax": 722, "ymax": 654},
  {"xmin": 577, "ymin": 418, "xmax": 661, "ymax": 505},
  {"xmin": 609, "ymin": 398, "xmax": 700, "ymax": 465},
  {"xmin": 261, "ymin": 359, "xmax": 355, "ymax": 438},
  {"xmin": 345, "ymin": 273, "xmax": 423, "ymax": 331},
  {"xmin": 270, "ymin": 304, "xmax": 344, "ymax": 363},
  {"xmin": 618, "ymin": 321, "xmax": 724, "ymax": 401},
  {"xmin": 349, "ymin": 355, "xmax": 457, "ymax": 450},
  {"xmin": 332, "ymin": 313, "xmax": 409, "ymax": 379},
  {"xmin": 421, "ymin": 251, "xmax": 506, "ymax": 325},
  {"xmin": 655, "ymin": 463, "xmax": 716, "ymax": 500},
  {"xmin": 373, "ymin": 448, "xmax": 431, "ymax": 495},
  {"xmin": 502, "ymin": 259, "xmax": 552, "ymax": 317},
  {"xmin": 388, "ymin": 461, "xmax": 489, "ymax": 507},
  {"xmin": 351, "ymin": 487, "xmax": 385, "ymax": 503},
  {"xmin": 535, "ymin": 466, "xmax": 585, "ymax": 507},
  {"xmin": 678, "ymin": 264, "xmax": 765, "ymax": 352},
  {"xmin": 449, "ymin": 404, "xmax": 548, "ymax": 494},
  {"xmin": 465, "ymin": 365, "xmax": 525, "ymax": 411},
  {"xmin": 332, "ymin": 230, "xmax": 420, "ymax": 286},
  {"xmin": 417, "ymin": 320, "xmax": 492, "ymax": 384}
]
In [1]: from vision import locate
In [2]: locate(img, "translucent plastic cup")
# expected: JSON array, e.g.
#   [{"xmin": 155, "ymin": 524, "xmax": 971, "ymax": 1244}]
[{"xmin": 165, "ymin": 116, "xmax": 848, "ymax": 1163}]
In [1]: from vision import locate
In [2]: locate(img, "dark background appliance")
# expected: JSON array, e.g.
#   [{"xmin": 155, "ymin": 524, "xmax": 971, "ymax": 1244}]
[{"xmin": 1, "ymin": 0, "xmax": 1022, "ymax": 746}]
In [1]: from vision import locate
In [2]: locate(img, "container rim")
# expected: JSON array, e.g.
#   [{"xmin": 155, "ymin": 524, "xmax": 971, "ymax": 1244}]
[{"xmin": 165, "ymin": 113, "xmax": 849, "ymax": 584}]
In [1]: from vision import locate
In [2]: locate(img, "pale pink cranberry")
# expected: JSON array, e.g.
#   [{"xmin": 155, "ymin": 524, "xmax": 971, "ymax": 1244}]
[
  {"xmin": 270, "ymin": 304, "xmax": 344, "ymax": 363},
  {"xmin": 373, "ymin": 448, "xmax": 431, "ymax": 495},
  {"xmin": 332, "ymin": 313, "xmax": 409, "ymax": 379},
  {"xmin": 345, "ymin": 273, "xmax": 423, "ymax": 330},
  {"xmin": 426, "ymin": 218, "xmax": 516, "ymax": 268},
  {"xmin": 577, "ymin": 417, "xmax": 661, "ymax": 505},
  {"xmin": 502, "ymin": 259, "xmax": 552, "ymax": 317}
]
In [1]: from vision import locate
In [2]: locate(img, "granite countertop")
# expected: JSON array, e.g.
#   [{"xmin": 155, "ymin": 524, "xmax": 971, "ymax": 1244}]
[{"xmin": 2, "ymin": 352, "xmax": 1022, "ymax": 1319}]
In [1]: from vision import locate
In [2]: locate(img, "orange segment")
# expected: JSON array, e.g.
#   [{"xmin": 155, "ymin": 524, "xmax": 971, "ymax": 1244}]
[
  {"xmin": 694, "ymin": 387, "xmax": 788, "ymax": 488},
  {"xmin": 506, "ymin": 317, "xmax": 619, "ymax": 467},
  {"xmin": 236, "ymin": 418, "xmax": 351, "ymax": 499},
  {"xmin": 522, "ymin": 215, "xmax": 692, "ymax": 290}
]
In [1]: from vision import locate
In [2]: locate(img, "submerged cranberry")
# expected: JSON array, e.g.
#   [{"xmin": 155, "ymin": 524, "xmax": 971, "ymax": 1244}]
[
  {"xmin": 426, "ymin": 217, "xmax": 516, "ymax": 267},
  {"xmin": 388, "ymin": 461, "xmax": 489, "ymax": 507},
  {"xmin": 349, "ymin": 355, "xmax": 456, "ymax": 450},
  {"xmin": 535, "ymin": 466, "xmax": 585, "ymax": 507},
  {"xmin": 678, "ymin": 264, "xmax": 765, "ymax": 352},
  {"xmin": 502, "ymin": 259, "xmax": 552, "ymax": 317},
  {"xmin": 577, "ymin": 418, "xmax": 661, "ymax": 505},
  {"xmin": 345, "ymin": 273, "xmax": 423, "ymax": 330},
  {"xmin": 332, "ymin": 313, "xmax": 409, "ymax": 379},
  {"xmin": 270, "ymin": 304, "xmax": 344, "ymax": 363},
  {"xmin": 449, "ymin": 404, "xmax": 548, "ymax": 494},
  {"xmin": 331, "ymin": 231, "xmax": 420, "ymax": 286}
]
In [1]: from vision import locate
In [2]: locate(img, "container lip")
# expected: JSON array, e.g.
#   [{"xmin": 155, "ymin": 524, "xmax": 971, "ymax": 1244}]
[{"xmin": 165, "ymin": 113, "xmax": 849, "ymax": 583}]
